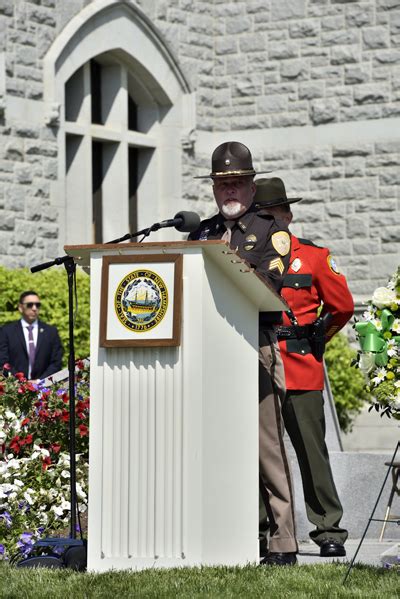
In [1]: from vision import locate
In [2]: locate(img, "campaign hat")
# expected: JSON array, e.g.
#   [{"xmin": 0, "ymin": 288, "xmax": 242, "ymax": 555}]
[
  {"xmin": 195, "ymin": 141, "xmax": 270, "ymax": 179},
  {"xmin": 254, "ymin": 177, "xmax": 302, "ymax": 208}
]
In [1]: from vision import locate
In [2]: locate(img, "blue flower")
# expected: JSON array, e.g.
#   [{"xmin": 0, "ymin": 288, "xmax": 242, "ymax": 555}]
[
  {"xmin": 17, "ymin": 532, "xmax": 35, "ymax": 557},
  {"xmin": 0, "ymin": 511, "xmax": 12, "ymax": 528}
]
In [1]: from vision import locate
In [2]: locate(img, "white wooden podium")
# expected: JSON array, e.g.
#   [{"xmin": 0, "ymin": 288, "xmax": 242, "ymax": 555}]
[{"xmin": 65, "ymin": 241, "xmax": 287, "ymax": 572}]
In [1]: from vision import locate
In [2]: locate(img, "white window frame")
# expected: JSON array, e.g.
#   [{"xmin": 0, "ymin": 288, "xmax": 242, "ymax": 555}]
[{"xmin": 43, "ymin": 0, "xmax": 195, "ymax": 248}]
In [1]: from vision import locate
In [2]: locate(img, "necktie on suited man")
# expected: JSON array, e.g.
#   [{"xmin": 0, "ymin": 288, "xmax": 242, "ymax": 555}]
[{"xmin": 27, "ymin": 325, "xmax": 36, "ymax": 375}]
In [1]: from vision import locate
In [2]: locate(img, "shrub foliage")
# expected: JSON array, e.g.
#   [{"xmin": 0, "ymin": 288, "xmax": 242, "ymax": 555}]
[
  {"xmin": 325, "ymin": 333, "xmax": 369, "ymax": 433},
  {"xmin": 0, "ymin": 266, "xmax": 90, "ymax": 368}
]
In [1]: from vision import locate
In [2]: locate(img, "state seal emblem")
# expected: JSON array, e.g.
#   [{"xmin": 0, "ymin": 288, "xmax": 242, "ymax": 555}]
[{"xmin": 114, "ymin": 269, "xmax": 168, "ymax": 332}]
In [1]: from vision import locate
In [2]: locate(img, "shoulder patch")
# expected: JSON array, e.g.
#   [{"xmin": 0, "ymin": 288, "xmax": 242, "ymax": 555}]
[
  {"xmin": 327, "ymin": 255, "xmax": 341, "ymax": 275},
  {"xmin": 298, "ymin": 238, "xmax": 324, "ymax": 249},
  {"xmin": 271, "ymin": 231, "xmax": 290, "ymax": 256}
]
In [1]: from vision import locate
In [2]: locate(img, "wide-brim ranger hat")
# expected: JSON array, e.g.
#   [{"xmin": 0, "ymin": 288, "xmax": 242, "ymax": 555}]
[
  {"xmin": 254, "ymin": 177, "xmax": 302, "ymax": 208},
  {"xmin": 194, "ymin": 141, "xmax": 271, "ymax": 179}
]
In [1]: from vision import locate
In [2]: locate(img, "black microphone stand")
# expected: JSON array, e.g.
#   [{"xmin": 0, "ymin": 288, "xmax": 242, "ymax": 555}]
[
  {"xmin": 106, "ymin": 222, "xmax": 163, "ymax": 244},
  {"xmin": 17, "ymin": 255, "xmax": 86, "ymax": 570}
]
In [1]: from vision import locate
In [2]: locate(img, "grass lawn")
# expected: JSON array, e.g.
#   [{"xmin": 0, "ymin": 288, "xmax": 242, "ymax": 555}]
[{"xmin": 0, "ymin": 562, "xmax": 399, "ymax": 599}]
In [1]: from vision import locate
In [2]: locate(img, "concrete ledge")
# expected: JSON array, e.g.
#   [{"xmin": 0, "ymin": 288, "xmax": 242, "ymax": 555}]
[{"xmin": 289, "ymin": 448, "xmax": 400, "ymax": 541}]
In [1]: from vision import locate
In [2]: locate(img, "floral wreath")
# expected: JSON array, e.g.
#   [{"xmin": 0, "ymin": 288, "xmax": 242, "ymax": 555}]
[{"xmin": 354, "ymin": 267, "xmax": 400, "ymax": 420}]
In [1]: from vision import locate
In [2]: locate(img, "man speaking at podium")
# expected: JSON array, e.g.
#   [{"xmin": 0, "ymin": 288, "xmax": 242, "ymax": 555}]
[{"xmin": 189, "ymin": 142, "xmax": 298, "ymax": 566}]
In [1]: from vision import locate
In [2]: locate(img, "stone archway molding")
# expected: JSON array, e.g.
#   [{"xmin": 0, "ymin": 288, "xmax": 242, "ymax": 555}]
[{"xmin": 43, "ymin": 0, "xmax": 192, "ymax": 124}]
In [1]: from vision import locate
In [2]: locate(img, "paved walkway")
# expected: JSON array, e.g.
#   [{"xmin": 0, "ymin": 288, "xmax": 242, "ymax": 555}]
[{"xmin": 298, "ymin": 539, "xmax": 399, "ymax": 567}]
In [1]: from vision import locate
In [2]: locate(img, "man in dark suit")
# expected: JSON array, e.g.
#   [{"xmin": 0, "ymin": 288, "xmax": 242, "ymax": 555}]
[{"xmin": 0, "ymin": 290, "xmax": 63, "ymax": 381}]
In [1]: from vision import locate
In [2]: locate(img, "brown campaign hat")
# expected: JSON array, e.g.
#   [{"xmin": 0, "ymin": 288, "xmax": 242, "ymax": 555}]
[
  {"xmin": 195, "ymin": 141, "xmax": 270, "ymax": 179},
  {"xmin": 254, "ymin": 177, "xmax": 302, "ymax": 208}
]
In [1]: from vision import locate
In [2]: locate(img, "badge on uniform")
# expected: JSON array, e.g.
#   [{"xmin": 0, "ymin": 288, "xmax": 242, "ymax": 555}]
[
  {"xmin": 199, "ymin": 228, "xmax": 210, "ymax": 241},
  {"xmin": 271, "ymin": 231, "xmax": 290, "ymax": 256},
  {"xmin": 243, "ymin": 234, "xmax": 257, "ymax": 251},
  {"xmin": 327, "ymin": 255, "xmax": 341, "ymax": 275},
  {"xmin": 291, "ymin": 258, "xmax": 301, "ymax": 272}
]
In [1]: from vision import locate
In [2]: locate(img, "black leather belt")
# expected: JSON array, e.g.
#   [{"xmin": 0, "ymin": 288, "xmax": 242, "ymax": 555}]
[{"xmin": 275, "ymin": 325, "xmax": 311, "ymax": 340}]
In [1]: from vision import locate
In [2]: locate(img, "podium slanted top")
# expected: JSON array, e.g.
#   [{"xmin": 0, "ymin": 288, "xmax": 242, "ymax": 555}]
[{"xmin": 64, "ymin": 240, "xmax": 288, "ymax": 313}]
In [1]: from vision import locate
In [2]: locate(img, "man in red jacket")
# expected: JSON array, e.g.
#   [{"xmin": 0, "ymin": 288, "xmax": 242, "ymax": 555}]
[{"xmin": 254, "ymin": 177, "xmax": 354, "ymax": 558}]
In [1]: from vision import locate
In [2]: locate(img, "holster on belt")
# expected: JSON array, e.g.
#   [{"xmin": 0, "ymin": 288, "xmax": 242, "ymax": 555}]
[{"xmin": 275, "ymin": 313, "xmax": 333, "ymax": 361}]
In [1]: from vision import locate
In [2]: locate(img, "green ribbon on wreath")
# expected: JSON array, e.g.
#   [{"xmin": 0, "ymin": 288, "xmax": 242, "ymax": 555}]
[{"xmin": 355, "ymin": 308, "xmax": 400, "ymax": 367}]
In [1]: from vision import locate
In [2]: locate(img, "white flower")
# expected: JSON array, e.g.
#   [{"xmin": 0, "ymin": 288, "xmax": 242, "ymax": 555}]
[
  {"xmin": 395, "ymin": 381, "xmax": 400, "ymax": 389},
  {"xmin": 371, "ymin": 367, "xmax": 387, "ymax": 387},
  {"xmin": 23, "ymin": 491, "xmax": 34, "ymax": 505},
  {"xmin": 4, "ymin": 411, "xmax": 16, "ymax": 420},
  {"xmin": 389, "ymin": 392, "xmax": 400, "ymax": 409},
  {"xmin": 7, "ymin": 459, "xmax": 20, "ymax": 470},
  {"xmin": 362, "ymin": 307, "xmax": 375, "ymax": 322},
  {"xmin": 392, "ymin": 319, "xmax": 400, "ymax": 334},
  {"xmin": 386, "ymin": 339, "xmax": 398, "ymax": 357},
  {"xmin": 372, "ymin": 318, "xmax": 383, "ymax": 331},
  {"xmin": 51, "ymin": 505, "xmax": 64, "ymax": 517},
  {"xmin": 31, "ymin": 445, "xmax": 50, "ymax": 458},
  {"xmin": 371, "ymin": 286, "xmax": 397, "ymax": 309},
  {"xmin": 75, "ymin": 483, "xmax": 87, "ymax": 500},
  {"xmin": 60, "ymin": 470, "xmax": 70, "ymax": 479},
  {"xmin": 13, "ymin": 479, "xmax": 24, "ymax": 488}
]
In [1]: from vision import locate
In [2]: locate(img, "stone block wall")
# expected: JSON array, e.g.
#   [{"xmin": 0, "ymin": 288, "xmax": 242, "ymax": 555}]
[{"xmin": 0, "ymin": 0, "xmax": 399, "ymax": 301}]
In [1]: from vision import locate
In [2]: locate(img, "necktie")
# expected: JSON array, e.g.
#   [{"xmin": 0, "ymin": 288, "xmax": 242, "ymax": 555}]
[
  {"xmin": 221, "ymin": 220, "xmax": 235, "ymax": 243},
  {"xmin": 27, "ymin": 325, "xmax": 36, "ymax": 375}
]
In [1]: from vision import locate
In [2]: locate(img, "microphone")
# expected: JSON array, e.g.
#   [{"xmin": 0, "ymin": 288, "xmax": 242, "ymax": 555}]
[{"xmin": 158, "ymin": 211, "xmax": 201, "ymax": 233}]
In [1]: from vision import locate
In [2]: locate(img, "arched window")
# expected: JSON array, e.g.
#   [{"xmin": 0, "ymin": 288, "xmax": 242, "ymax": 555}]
[{"xmin": 43, "ymin": 0, "xmax": 194, "ymax": 247}]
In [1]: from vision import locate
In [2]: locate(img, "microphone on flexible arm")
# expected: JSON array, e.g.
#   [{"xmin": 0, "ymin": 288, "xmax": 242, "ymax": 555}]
[
  {"xmin": 157, "ymin": 211, "xmax": 201, "ymax": 233},
  {"xmin": 106, "ymin": 211, "xmax": 201, "ymax": 244}
]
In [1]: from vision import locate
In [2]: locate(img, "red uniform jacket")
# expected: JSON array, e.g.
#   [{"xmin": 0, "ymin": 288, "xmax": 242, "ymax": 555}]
[{"xmin": 279, "ymin": 235, "xmax": 354, "ymax": 391}]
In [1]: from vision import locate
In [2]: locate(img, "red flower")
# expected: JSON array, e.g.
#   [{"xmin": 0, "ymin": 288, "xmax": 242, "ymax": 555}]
[
  {"xmin": 9, "ymin": 435, "xmax": 21, "ymax": 454},
  {"xmin": 15, "ymin": 372, "xmax": 26, "ymax": 381},
  {"xmin": 2, "ymin": 363, "xmax": 11, "ymax": 370},
  {"xmin": 21, "ymin": 417, "xmax": 30, "ymax": 427},
  {"xmin": 76, "ymin": 360, "xmax": 85, "ymax": 370},
  {"xmin": 38, "ymin": 409, "xmax": 50, "ymax": 421},
  {"xmin": 24, "ymin": 434, "xmax": 33, "ymax": 445},
  {"xmin": 51, "ymin": 443, "xmax": 61, "ymax": 454},
  {"xmin": 0, "ymin": 382, "xmax": 5, "ymax": 394},
  {"xmin": 78, "ymin": 424, "xmax": 88, "ymax": 437},
  {"xmin": 42, "ymin": 456, "xmax": 52, "ymax": 470},
  {"xmin": 61, "ymin": 410, "xmax": 69, "ymax": 422}
]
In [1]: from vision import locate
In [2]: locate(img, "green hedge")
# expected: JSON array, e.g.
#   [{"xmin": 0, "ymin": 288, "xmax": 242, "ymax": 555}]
[
  {"xmin": 0, "ymin": 266, "xmax": 90, "ymax": 368},
  {"xmin": 325, "ymin": 332, "xmax": 369, "ymax": 433},
  {"xmin": 0, "ymin": 266, "xmax": 367, "ymax": 431}
]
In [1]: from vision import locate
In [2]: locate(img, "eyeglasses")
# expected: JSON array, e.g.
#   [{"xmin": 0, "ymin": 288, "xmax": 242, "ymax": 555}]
[{"xmin": 22, "ymin": 302, "xmax": 41, "ymax": 309}]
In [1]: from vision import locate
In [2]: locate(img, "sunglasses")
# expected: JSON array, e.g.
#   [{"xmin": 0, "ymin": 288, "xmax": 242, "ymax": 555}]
[{"xmin": 22, "ymin": 302, "xmax": 41, "ymax": 309}]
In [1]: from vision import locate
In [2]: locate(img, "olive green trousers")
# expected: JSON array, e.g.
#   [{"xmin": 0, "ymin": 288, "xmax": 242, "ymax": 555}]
[{"xmin": 281, "ymin": 390, "xmax": 348, "ymax": 546}]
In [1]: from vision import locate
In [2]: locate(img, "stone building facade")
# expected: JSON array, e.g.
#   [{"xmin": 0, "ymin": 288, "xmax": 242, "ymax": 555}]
[{"xmin": 0, "ymin": 0, "xmax": 399, "ymax": 305}]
